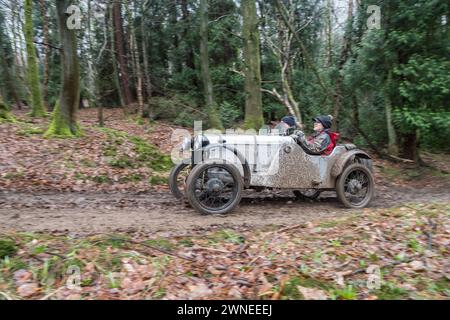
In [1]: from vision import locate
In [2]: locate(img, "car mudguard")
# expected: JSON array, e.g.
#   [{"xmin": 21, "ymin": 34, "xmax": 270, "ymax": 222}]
[
  {"xmin": 331, "ymin": 149, "xmax": 371, "ymax": 178},
  {"xmin": 200, "ymin": 144, "xmax": 251, "ymax": 188}
]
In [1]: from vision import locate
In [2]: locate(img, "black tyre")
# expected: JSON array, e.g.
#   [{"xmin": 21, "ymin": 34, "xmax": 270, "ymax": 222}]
[
  {"xmin": 293, "ymin": 189, "xmax": 321, "ymax": 200},
  {"xmin": 168, "ymin": 159, "xmax": 191, "ymax": 199},
  {"xmin": 186, "ymin": 162, "xmax": 243, "ymax": 215},
  {"xmin": 336, "ymin": 164, "xmax": 374, "ymax": 208}
]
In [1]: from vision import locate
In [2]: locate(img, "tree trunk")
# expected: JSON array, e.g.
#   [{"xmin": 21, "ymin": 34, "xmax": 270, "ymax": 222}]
[
  {"xmin": 242, "ymin": 0, "xmax": 264, "ymax": 130},
  {"xmin": 86, "ymin": 0, "xmax": 96, "ymax": 106},
  {"xmin": 331, "ymin": 0, "xmax": 353, "ymax": 131},
  {"xmin": 0, "ymin": 24, "xmax": 23, "ymax": 110},
  {"xmin": 0, "ymin": 93, "xmax": 14, "ymax": 121},
  {"xmin": 10, "ymin": 0, "xmax": 24, "ymax": 107},
  {"xmin": 126, "ymin": 0, "xmax": 144, "ymax": 118},
  {"xmin": 140, "ymin": 2, "xmax": 153, "ymax": 119},
  {"xmin": 86, "ymin": 0, "xmax": 104, "ymax": 126},
  {"xmin": 169, "ymin": 0, "xmax": 181, "ymax": 74},
  {"xmin": 12, "ymin": 0, "xmax": 25, "ymax": 72},
  {"xmin": 45, "ymin": 0, "xmax": 80, "ymax": 137},
  {"xmin": 384, "ymin": 70, "xmax": 398, "ymax": 155},
  {"xmin": 326, "ymin": 0, "xmax": 333, "ymax": 66},
  {"xmin": 402, "ymin": 131, "xmax": 420, "ymax": 163},
  {"xmin": 39, "ymin": 0, "xmax": 50, "ymax": 111},
  {"xmin": 109, "ymin": 3, "xmax": 124, "ymax": 108},
  {"xmin": 199, "ymin": 0, "xmax": 223, "ymax": 130},
  {"xmin": 181, "ymin": 0, "xmax": 195, "ymax": 70},
  {"xmin": 112, "ymin": 0, "xmax": 133, "ymax": 108},
  {"xmin": 24, "ymin": 0, "xmax": 45, "ymax": 117}
]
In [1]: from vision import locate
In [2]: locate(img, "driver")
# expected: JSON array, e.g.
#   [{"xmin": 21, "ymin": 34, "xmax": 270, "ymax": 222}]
[{"xmin": 291, "ymin": 115, "xmax": 334, "ymax": 154}]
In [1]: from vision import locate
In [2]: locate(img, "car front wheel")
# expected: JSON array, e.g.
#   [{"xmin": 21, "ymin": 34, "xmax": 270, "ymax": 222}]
[
  {"xmin": 168, "ymin": 159, "xmax": 191, "ymax": 199},
  {"xmin": 186, "ymin": 162, "xmax": 243, "ymax": 215},
  {"xmin": 336, "ymin": 164, "xmax": 374, "ymax": 208}
]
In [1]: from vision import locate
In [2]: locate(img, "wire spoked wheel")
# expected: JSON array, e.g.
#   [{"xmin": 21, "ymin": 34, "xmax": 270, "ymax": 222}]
[
  {"xmin": 336, "ymin": 164, "xmax": 374, "ymax": 208},
  {"xmin": 186, "ymin": 162, "xmax": 243, "ymax": 215},
  {"xmin": 168, "ymin": 160, "xmax": 191, "ymax": 199},
  {"xmin": 293, "ymin": 189, "xmax": 321, "ymax": 200}
]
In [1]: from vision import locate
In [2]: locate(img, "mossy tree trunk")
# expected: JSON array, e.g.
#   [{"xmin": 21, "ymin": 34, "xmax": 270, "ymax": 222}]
[
  {"xmin": 24, "ymin": 0, "xmax": 45, "ymax": 117},
  {"xmin": 45, "ymin": 0, "xmax": 81, "ymax": 137},
  {"xmin": 199, "ymin": 0, "xmax": 223, "ymax": 130},
  {"xmin": 242, "ymin": 0, "xmax": 264, "ymax": 130},
  {"xmin": 0, "ymin": 94, "xmax": 14, "ymax": 121}
]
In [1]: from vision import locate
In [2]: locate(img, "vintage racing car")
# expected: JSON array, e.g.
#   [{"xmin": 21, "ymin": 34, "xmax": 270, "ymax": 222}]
[{"xmin": 169, "ymin": 131, "xmax": 374, "ymax": 215}]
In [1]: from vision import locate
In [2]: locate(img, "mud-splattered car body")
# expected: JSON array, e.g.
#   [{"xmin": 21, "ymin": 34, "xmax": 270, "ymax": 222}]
[{"xmin": 170, "ymin": 133, "xmax": 375, "ymax": 214}]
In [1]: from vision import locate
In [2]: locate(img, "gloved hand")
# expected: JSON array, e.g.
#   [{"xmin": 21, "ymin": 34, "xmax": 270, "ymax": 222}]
[{"xmin": 290, "ymin": 130, "xmax": 305, "ymax": 142}]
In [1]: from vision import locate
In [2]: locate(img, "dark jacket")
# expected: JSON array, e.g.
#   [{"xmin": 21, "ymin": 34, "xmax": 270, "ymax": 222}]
[{"xmin": 296, "ymin": 129, "xmax": 331, "ymax": 154}]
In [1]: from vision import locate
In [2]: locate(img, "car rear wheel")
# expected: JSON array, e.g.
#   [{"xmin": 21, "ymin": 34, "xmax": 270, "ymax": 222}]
[
  {"xmin": 168, "ymin": 159, "xmax": 191, "ymax": 199},
  {"xmin": 186, "ymin": 162, "xmax": 243, "ymax": 215},
  {"xmin": 336, "ymin": 164, "xmax": 374, "ymax": 208}
]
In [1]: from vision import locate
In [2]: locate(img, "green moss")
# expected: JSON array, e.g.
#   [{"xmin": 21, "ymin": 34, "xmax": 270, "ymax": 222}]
[
  {"xmin": 178, "ymin": 238, "xmax": 194, "ymax": 247},
  {"xmin": 428, "ymin": 277, "xmax": 450, "ymax": 297},
  {"xmin": 318, "ymin": 220, "xmax": 340, "ymax": 228},
  {"xmin": 332, "ymin": 285, "xmax": 358, "ymax": 300},
  {"xmin": 129, "ymin": 136, "xmax": 172, "ymax": 171},
  {"xmin": 374, "ymin": 283, "xmax": 408, "ymax": 300},
  {"xmin": 120, "ymin": 174, "xmax": 144, "ymax": 182},
  {"xmin": 149, "ymin": 175, "xmax": 168, "ymax": 185},
  {"xmin": 108, "ymin": 155, "xmax": 134, "ymax": 168},
  {"xmin": 380, "ymin": 166, "xmax": 403, "ymax": 179},
  {"xmin": 3, "ymin": 171, "xmax": 25, "ymax": 179},
  {"xmin": 98, "ymin": 235, "xmax": 128, "ymax": 249},
  {"xmin": 144, "ymin": 238, "xmax": 175, "ymax": 251},
  {"xmin": 79, "ymin": 159, "xmax": 97, "ymax": 168},
  {"xmin": 103, "ymin": 145, "xmax": 118, "ymax": 157},
  {"xmin": 44, "ymin": 100, "xmax": 81, "ymax": 138},
  {"xmin": 1, "ymin": 256, "xmax": 27, "ymax": 271},
  {"xmin": 282, "ymin": 275, "xmax": 334, "ymax": 300},
  {"xmin": 408, "ymin": 238, "xmax": 423, "ymax": 253},
  {"xmin": 153, "ymin": 287, "xmax": 166, "ymax": 298},
  {"xmin": 208, "ymin": 230, "xmax": 245, "ymax": 244},
  {"xmin": 92, "ymin": 175, "xmax": 112, "ymax": 184},
  {"xmin": 17, "ymin": 126, "xmax": 45, "ymax": 136},
  {"xmin": 99, "ymin": 128, "xmax": 172, "ymax": 172},
  {"xmin": 0, "ymin": 239, "xmax": 17, "ymax": 259},
  {"xmin": 0, "ymin": 95, "xmax": 17, "ymax": 123}
]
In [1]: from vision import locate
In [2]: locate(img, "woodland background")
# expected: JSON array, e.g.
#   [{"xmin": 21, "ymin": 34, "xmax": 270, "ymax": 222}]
[
  {"xmin": 0, "ymin": 0, "xmax": 449, "ymax": 161},
  {"xmin": 0, "ymin": 0, "xmax": 449, "ymax": 300}
]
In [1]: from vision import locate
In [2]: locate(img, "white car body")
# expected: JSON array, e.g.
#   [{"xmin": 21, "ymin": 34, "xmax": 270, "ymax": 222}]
[{"xmin": 189, "ymin": 133, "xmax": 365, "ymax": 189}]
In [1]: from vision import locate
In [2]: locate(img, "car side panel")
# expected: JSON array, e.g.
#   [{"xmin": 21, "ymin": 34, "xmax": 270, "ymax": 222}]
[{"xmin": 250, "ymin": 144, "xmax": 346, "ymax": 188}]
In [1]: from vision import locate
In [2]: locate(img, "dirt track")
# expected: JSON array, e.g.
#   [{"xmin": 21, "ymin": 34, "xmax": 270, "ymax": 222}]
[{"xmin": 1, "ymin": 183, "xmax": 449, "ymax": 236}]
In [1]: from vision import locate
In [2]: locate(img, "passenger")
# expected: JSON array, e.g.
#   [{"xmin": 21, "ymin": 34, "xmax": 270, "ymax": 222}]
[
  {"xmin": 274, "ymin": 115, "xmax": 297, "ymax": 135},
  {"xmin": 291, "ymin": 115, "xmax": 338, "ymax": 155}
]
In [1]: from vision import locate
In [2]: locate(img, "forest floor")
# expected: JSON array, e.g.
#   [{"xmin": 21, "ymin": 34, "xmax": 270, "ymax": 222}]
[{"xmin": 0, "ymin": 108, "xmax": 449, "ymax": 300}]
